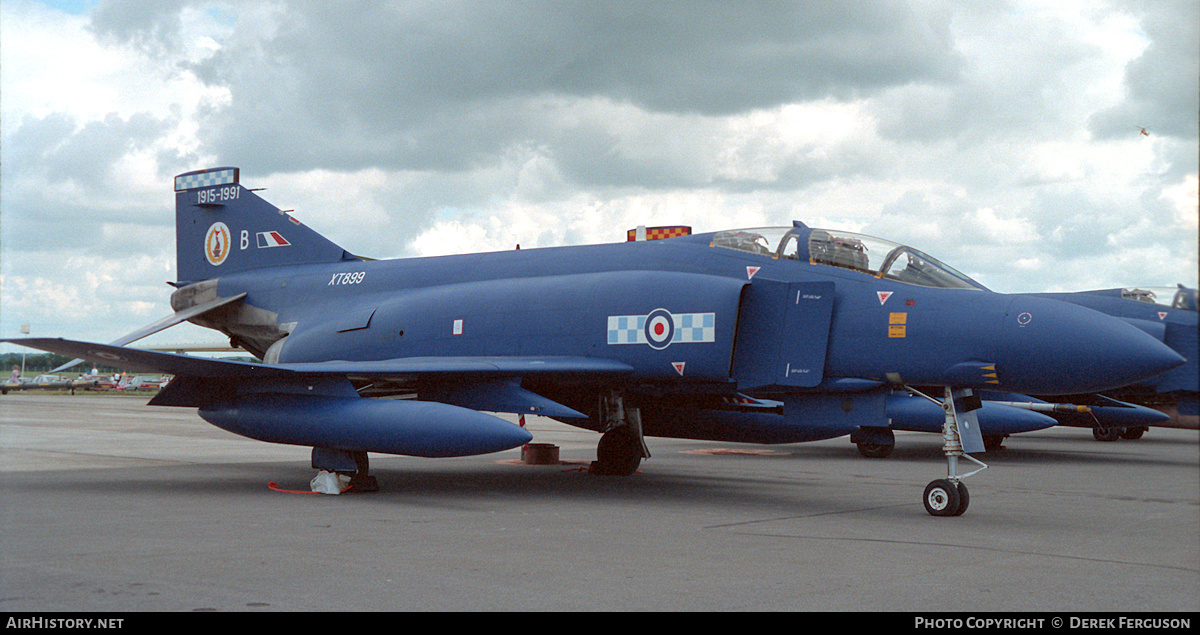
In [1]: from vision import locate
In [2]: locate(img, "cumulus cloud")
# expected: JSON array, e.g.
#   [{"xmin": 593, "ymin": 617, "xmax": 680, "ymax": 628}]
[{"xmin": 1089, "ymin": 0, "xmax": 1200, "ymax": 141}]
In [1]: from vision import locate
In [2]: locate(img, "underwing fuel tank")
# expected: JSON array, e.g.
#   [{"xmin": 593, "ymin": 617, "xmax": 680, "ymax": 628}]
[
  {"xmin": 199, "ymin": 393, "xmax": 533, "ymax": 457},
  {"xmin": 885, "ymin": 392, "xmax": 1057, "ymax": 435}
]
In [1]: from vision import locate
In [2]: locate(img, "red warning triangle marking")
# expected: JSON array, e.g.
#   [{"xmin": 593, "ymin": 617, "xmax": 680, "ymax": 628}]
[
  {"xmin": 746, "ymin": 266, "xmax": 760, "ymax": 280},
  {"xmin": 877, "ymin": 291, "xmax": 893, "ymax": 305},
  {"xmin": 672, "ymin": 362, "xmax": 686, "ymax": 376},
  {"xmin": 1158, "ymin": 312, "xmax": 1168, "ymax": 320}
]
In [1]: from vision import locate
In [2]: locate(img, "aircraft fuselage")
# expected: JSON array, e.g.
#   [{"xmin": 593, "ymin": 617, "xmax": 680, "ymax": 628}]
[{"xmin": 182, "ymin": 229, "xmax": 1178, "ymax": 400}]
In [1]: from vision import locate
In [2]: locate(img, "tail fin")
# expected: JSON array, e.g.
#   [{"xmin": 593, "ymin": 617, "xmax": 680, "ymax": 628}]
[{"xmin": 174, "ymin": 167, "xmax": 357, "ymax": 285}]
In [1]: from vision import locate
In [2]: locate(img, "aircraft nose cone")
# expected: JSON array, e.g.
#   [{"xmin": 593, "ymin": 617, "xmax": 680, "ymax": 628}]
[{"xmin": 997, "ymin": 296, "xmax": 1186, "ymax": 395}]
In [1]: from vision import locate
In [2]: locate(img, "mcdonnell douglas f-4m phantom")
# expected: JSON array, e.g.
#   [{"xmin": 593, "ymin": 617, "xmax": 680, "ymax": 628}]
[
  {"xmin": 7, "ymin": 167, "xmax": 1185, "ymax": 516},
  {"xmin": 1032, "ymin": 285, "xmax": 1198, "ymax": 438}
]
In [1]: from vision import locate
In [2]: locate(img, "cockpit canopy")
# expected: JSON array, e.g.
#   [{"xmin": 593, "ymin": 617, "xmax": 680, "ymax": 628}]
[
  {"xmin": 1119, "ymin": 286, "xmax": 1198, "ymax": 312},
  {"xmin": 710, "ymin": 225, "xmax": 986, "ymax": 291}
]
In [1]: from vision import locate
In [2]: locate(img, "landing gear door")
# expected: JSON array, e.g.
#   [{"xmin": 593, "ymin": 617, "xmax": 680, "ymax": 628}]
[{"xmin": 732, "ymin": 280, "xmax": 834, "ymax": 390}]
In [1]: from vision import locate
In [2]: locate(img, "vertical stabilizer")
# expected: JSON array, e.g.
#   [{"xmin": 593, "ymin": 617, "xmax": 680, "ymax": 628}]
[{"xmin": 174, "ymin": 167, "xmax": 355, "ymax": 285}]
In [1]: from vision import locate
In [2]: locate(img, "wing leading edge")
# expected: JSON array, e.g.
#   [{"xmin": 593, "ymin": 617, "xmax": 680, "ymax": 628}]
[{"xmin": 4, "ymin": 337, "xmax": 631, "ymax": 419}]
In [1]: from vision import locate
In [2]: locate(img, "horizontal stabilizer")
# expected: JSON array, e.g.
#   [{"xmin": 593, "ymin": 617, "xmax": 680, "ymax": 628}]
[
  {"xmin": 12, "ymin": 337, "xmax": 278, "ymax": 377},
  {"xmin": 49, "ymin": 293, "xmax": 247, "ymax": 373}
]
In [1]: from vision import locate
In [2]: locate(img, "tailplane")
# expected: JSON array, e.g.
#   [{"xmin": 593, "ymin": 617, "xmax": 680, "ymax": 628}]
[{"xmin": 174, "ymin": 167, "xmax": 357, "ymax": 285}]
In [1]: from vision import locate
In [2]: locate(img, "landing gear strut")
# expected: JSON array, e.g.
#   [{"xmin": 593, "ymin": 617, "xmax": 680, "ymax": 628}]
[
  {"xmin": 311, "ymin": 447, "xmax": 378, "ymax": 494},
  {"xmin": 590, "ymin": 391, "xmax": 650, "ymax": 476},
  {"xmin": 911, "ymin": 387, "xmax": 987, "ymax": 516}
]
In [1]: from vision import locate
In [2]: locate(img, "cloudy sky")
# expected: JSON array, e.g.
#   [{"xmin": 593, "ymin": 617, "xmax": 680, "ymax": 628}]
[{"xmin": 2, "ymin": 0, "xmax": 1197, "ymax": 352}]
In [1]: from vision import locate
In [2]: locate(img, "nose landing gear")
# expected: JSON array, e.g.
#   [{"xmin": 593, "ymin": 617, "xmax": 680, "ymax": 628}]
[{"xmin": 911, "ymin": 386, "xmax": 988, "ymax": 517}]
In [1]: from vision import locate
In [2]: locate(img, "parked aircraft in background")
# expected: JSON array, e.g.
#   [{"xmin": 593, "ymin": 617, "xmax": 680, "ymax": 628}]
[
  {"xmin": 1, "ymin": 374, "xmax": 71, "ymax": 394},
  {"xmin": 5, "ymin": 167, "xmax": 1184, "ymax": 516},
  {"xmin": 1, "ymin": 374, "xmax": 111, "ymax": 395},
  {"xmin": 1031, "ymin": 286, "xmax": 1198, "ymax": 439}
]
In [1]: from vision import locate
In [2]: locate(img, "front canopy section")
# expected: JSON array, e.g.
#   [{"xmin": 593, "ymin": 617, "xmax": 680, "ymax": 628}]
[{"xmin": 709, "ymin": 224, "xmax": 987, "ymax": 291}]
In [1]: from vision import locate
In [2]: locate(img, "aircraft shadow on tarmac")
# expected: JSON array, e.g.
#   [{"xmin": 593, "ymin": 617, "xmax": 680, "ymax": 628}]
[
  {"xmin": 4, "ymin": 415, "xmax": 1193, "ymax": 516},
  {"xmin": 766, "ymin": 433, "xmax": 1199, "ymax": 469},
  {"xmin": 3, "ymin": 457, "xmax": 912, "ymax": 517}
]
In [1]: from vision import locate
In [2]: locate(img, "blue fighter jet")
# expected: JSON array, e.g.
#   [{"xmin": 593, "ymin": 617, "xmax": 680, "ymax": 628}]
[
  {"xmin": 6, "ymin": 167, "xmax": 1185, "ymax": 516},
  {"xmin": 1027, "ymin": 286, "xmax": 1198, "ymax": 440}
]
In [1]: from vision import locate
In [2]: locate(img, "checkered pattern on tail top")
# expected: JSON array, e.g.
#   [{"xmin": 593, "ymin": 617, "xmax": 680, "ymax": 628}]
[{"xmin": 175, "ymin": 168, "xmax": 240, "ymax": 191}]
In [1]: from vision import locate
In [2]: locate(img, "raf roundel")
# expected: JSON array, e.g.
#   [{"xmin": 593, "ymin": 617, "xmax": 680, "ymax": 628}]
[
  {"xmin": 205, "ymin": 222, "xmax": 232, "ymax": 266},
  {"xmin": 644, "ymin": 308, "xmax": 675, "ymax": 350}
]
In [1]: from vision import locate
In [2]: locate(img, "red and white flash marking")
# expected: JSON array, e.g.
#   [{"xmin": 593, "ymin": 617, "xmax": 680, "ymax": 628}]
[{"xmin": 257, "ymin": 231, "xmax": 291, "ymax": 248}]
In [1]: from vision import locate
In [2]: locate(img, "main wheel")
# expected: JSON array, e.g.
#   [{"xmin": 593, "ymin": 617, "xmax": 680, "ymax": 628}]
[
  {"xmin": 923, "ymin": 479, "xmax": 961, "ymax": 517},
  {"xmin": 1093, "ymin": 426, "xmax": 1121, "ymax": 442},
  {"xmin": 1119, "ymin": 426, "xmax": 1146, "ymax": 440},
  {"xmin": 591, "ymin": 428, "xmax": 642, "ymax": 476},
  {"xmin": 852, "ymin": 427, "xmax": 894, "ymax": 458},
  {"xmin": 856, "ymin": 442, "xmax": 893, "ymax": 458}
]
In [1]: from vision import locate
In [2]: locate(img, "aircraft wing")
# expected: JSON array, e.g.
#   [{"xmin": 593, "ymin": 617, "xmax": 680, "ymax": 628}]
[
  {"xmin": 280, "ymin": 356, "xmax": 636, "ymax": 380},
  {"xmin": 4, "ymin": 337, "xmax": 633, "ymax": 418}
]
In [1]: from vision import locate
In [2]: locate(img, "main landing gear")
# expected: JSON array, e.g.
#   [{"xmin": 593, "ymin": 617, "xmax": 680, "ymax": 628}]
[
  {"xmin": 590, "ymin": 391, "xmax": 650, "ymax": 476},
  {"xmin": 310, "ymin": 447, "xmax": 379, "ymax": 494},
  {"xmin": 1093, "ymin": 425, "xmax": 1147, "ymax": 441},
  {"xmin": 852, "ymin": 427, "xmax": 895, "ymax": 458}
]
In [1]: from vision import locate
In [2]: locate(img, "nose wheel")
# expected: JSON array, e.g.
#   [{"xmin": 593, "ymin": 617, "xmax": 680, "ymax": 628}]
[{"xmin": 923, "ymin": 479, "xmax": 970, "ymax": 516}]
